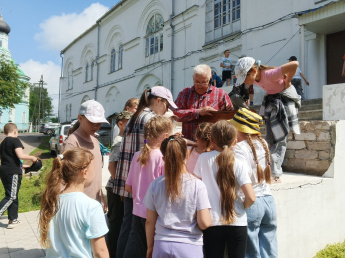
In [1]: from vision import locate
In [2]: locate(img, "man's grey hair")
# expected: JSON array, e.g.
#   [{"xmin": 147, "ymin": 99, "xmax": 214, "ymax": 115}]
[{"xmin": 193, "ymin": 64, "xmax": 212, "ymax": 79}]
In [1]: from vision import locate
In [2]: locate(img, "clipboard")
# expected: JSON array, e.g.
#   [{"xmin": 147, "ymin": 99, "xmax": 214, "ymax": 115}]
[{"xmin": 200, "ymin": 109, "xmax": 257, "ymax": 123}]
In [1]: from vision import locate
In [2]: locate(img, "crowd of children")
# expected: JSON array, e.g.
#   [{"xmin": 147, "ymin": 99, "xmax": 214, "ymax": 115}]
[{"xmin": 0, "ymin": 55, "xmax": 301, "ymax": 258}]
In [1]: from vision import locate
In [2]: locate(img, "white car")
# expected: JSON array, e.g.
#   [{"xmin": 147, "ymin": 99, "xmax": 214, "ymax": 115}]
[{"xmin": 49, "ymin": 124, "xmax": 71, "ymax": 155}]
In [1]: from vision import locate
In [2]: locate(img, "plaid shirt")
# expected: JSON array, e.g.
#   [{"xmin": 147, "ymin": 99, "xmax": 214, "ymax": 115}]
[
  {"xmin": 114, "ymin": 108, "xmax": 156, "ymax": 197},
  {"xmin": 173, "ymin": 85, "xmax": 233, "ymax": 140}
]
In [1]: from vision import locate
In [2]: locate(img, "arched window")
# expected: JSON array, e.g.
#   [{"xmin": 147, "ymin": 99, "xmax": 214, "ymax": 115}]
[
  {"xmin": 118, "ymin": 45, "xmax": 123, "ymax": 69},
  {"xmin": 110, "ymin": 49, "xmax": 116, "ymax": 72},
  {"xmin": 145, "ymin": 14, "xmax": 164, "ymax": 57},
  {"xmin": 85, "ymin": 63, "xmax": 89, "ymax": 82},
  {"xmin": 91, "ymin": 61, "xmax": 95, "ymax": 81}
]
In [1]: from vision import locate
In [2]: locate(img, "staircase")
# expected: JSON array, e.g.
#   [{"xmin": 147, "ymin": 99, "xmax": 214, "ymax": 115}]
[{"xmin": 250, "ymin": 98, "xmax": 323, "ymax": 137}]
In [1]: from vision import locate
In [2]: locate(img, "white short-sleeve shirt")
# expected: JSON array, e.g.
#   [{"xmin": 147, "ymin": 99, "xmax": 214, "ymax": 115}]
[{"xmin": 193, "ymin": 150, "xmax": 251, "ymax": 226}]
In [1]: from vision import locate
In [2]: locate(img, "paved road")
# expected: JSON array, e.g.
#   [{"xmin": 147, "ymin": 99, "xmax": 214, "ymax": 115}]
[{"xmin": 0, "ymin": 133, "xmax": 46, "ymax": 155}]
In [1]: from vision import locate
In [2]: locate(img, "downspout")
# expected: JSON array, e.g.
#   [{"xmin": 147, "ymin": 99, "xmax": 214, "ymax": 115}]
[
  {"xmin": 170, "ymin": 1, "xmax": 175, "ymax": 97},
  {"xmin": 301, "ymin": 25, "xmax": 305, "ymax": 98},
  {"xmin": 95, "ymin": 21, "xmax": 101, "ymax": 100},
  {"xmin": 59, "ymin": 52, "xmax": 64, "ymax": 123}
]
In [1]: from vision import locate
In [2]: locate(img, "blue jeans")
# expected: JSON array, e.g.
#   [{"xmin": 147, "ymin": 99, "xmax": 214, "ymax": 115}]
[{"xmin": 246, "ymin": 195, "xmax": 278, "ymax": 258}]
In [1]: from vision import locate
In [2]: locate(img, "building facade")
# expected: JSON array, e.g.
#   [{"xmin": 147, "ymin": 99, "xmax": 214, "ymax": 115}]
[
  {"xmin": 59, "ymin": 0, "xmax": 345, "ymax": 123},
  {"xmin": 0, "ymin": 15, "xmax": 30, "ymax": 131}
]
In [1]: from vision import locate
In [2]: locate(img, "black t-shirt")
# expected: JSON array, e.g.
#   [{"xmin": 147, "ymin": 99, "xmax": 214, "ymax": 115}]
[{"xmin": 0, "ymin": 137, "xmax": 24, "ymax": 174}]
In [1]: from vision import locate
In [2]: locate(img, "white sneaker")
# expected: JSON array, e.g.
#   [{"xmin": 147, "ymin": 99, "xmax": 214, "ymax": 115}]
[{"xmin": 7, "ymin": 219, "xmax": 20, "ymax": 229}]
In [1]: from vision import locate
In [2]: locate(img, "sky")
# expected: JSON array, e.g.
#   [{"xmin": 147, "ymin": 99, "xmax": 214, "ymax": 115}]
[{"xmin": 1, "ymin": 0, "xmax": 120, "ymax": 115}]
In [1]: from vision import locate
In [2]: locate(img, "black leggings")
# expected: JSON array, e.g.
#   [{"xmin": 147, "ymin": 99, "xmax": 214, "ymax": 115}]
[{"xmin": 203, "ymin": 225, "xmax": 247, "ymax": 258}]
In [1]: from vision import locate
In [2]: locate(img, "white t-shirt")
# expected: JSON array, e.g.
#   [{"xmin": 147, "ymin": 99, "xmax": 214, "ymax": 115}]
[
  {"xmin": 221, "ymin": 57, "xmax": 232, "ymax": 71},
  {"xmin": 233, "ymin": 140, "xmax": 271, "ymax": 197},
  {"xmin": 46, "ymin": 192, "xmax": 108, "ymax": 257},
  {"xmin": 193, "ymin": 150, "xmax": 251, "ymax": 226},
  {"xmin": 293, "ymin": 67, "xmax": 302, "ymax": 79},
  {"xmin": 143, "ymin": 173, "xmax": 211, "ymax": 245}
]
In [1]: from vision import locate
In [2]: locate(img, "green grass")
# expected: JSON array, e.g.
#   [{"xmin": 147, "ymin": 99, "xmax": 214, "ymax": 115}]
[
  {"xmin": 314, "ymin": 241, "xmax": 345, "ymax": 258},
  {"xmin": 0, "ymin": 136, "xmax": 54, "ymax": 213}
]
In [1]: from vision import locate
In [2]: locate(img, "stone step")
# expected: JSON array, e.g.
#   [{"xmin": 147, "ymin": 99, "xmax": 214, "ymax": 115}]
[
  {"xmin": 300, "ymin": 104, "xmax": 323, "ymax": 111},
  {"xmin": 298, "ymin": 110, "xmax": 323, "ymax": 120}
]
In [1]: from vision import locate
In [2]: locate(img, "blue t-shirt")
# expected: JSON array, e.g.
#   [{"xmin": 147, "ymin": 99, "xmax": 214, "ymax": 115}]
[
  {"xmin": 46, "ymin": 192, "xmax": 108, "ymax": 258},
  {"xmin": 221, "ymin": 57, "xmax": 232, "ymax": 71}
]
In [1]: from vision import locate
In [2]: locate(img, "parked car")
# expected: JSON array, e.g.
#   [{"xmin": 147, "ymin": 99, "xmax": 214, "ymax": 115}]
[
  {"xmin": 39, "ymin": 123, "xmax": 60, "ymax": 135},
  {"xmin": 49, "ymin": 124, "xmax": 71, "ymax": 155}
]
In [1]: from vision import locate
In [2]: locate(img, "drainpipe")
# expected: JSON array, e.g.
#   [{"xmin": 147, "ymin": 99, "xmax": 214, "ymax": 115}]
[
  {"xmin": 301, "ymin": 25, "xmax": 305, "ymax": 98},
  {"xmin": 95, "ymin": 21, "xmax": 101, "ymax": 100},
  {"xmin": 170, "ymin": 1, "xmax": 175, "ymax": 97},
  {"xmin": 59, "ymin": 52, "xmax": 64, "ymax": 123}
]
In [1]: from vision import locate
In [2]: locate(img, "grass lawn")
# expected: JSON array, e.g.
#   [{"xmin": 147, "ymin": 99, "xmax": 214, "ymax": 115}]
[{"xmin": 0, "ymin": 136, "xmax": 54, "ymax": 213}]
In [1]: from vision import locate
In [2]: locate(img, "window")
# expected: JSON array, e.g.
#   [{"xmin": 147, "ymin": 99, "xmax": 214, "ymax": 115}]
[
  {"xmin": 69, "ymin": 104, "xmax": 72, "ymax": 121},
  {"xmin": 110, "ymin": 49, "xmax": 116, "ymax": 72},
  {"xmin": 118, "ymin": 45, "xmax": 123, "ymax": 69},
  {"xmin": 66, "ymin": 105, "xmax": 69, "ymax": 121},
  {"xmin": 91, "ymin": 61, "xmax": 95, "ymax": 81},
  {"xmin": 85, "ymin": 63, "xmax": 89, "ymax": 82},
  {"xmin": 22, "ymin": 111, "xmax": 26, "ymax": 124},
  {"xmin": 232, "ymin": 0, "xmax": 240, "ymax": 21},
  {"xmin": 145, "ymin": 14, "xmax": 164, "ymax": 57},
  {"xmin": 206, "ymin": 0, "xmax": 241, "ymax": 42}
]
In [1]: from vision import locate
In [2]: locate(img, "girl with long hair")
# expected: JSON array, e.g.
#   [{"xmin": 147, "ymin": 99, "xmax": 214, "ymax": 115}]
[
  {"xmin": 193, "ymin": 120, "xmax": 256, "ymax": 258},
  {"xmin": 114, "ymin": 86, "xmax": 177, "ymax": 257},
  {"xmin": 123, "ymin": 116, "xmax": 173, "ymax": 257},
  {"xmin": 230, "ymin": 108, "xmax": 277, "ymax": 258},
  {"xmin": 39, "ymin": 148, "xmax": 109, "ymax": 258},
  {"xmin": 234, "ymin": 57, "xmax": 301, "ymax": 182},
  {"xmin": 144, "ymin": 135, "xmax": 211, "ymax": 258}
]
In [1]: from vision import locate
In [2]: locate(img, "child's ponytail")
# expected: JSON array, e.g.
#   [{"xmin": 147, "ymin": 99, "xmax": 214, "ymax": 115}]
[
  {"xmin": 257, "ymin": 135, "xmax": 271, "ymax": 184},
  {"xmin": 39, "ymin": 148, "xmax": 94, "ymax": 247},
  {"xmin": 160, "ymin": 135, "xmax": 187, "ymax": 202},
  {"xmin": 138, "ymin": 116, "xmax": 173, "ymax": 166},
  {"xmin": 211, "ymin": 120, "xmax": 237, "ymax": 224}
]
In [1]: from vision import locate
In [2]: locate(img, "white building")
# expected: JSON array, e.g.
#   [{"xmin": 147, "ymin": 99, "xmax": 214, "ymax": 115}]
[{"xmin": 59, "ymin": 0, "xmax": 345, "ymax": 123}]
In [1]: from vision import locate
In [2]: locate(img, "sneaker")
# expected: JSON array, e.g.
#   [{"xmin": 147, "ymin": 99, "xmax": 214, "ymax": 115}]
[{"xmin": 7, "ymin": 219, "xmax": 20, "ymax": 229}]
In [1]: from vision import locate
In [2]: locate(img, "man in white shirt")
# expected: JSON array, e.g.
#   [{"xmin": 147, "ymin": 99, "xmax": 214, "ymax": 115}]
[{"xmin": 288, "ymin": 56, "xmax": 309, "ymax": 100}]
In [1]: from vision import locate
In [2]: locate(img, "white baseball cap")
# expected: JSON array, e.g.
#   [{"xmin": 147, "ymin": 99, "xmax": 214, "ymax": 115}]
[
  {"xmin": 234, "ymin": 57, "xmax": 256, "ymax": 86},
  {"xmin": 79, "ymin": 100, "xmax": 109, "ymax": 124}
]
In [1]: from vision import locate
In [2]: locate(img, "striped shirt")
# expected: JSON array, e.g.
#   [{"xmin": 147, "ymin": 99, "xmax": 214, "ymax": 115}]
[
  {"xmin": 114, "ymin": 108, "xmax": 156, "ymax": 197},
  {"xmin": 173, "ymin": 85, "xmax": 233, "ymax": 140}
]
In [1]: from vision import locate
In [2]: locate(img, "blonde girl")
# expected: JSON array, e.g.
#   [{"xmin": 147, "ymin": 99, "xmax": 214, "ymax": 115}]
[
  {"xmin": 186, "ymin": 122, "xmax": 212, "ymax": 173},
  {"xmin": 144, "ymin": 135, "xmax": 211, "ymax": 258},
  {"xmin": 193, "ymin": 120, "xmax": 256, "ymax": 258},
  {"xmin": 123, "ymin": 116, "xmax": 173, "ymax": 257},
  {"xmin": 230, "ymin": 108, "xmax": 277, "ymax": 258},
  {"xmin": 39, "ymin": 148, "xmax": 109, "ymax": 258}
]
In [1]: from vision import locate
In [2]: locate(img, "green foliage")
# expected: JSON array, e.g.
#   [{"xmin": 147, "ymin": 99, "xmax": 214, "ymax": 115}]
[
  {"xmin": 0, "ymin": 54, "xmax": 29, "ymax": 109},
  {"xmin": 314, "ymin": 241, "xmax": 345, "ymax": 258},
  {"xmin": 29, "ymin": 84, "xmax": 53, "ymax": 125},
  {"xmin": 50, "ymin": 117, "xmax": 59, "ymax": 123}
]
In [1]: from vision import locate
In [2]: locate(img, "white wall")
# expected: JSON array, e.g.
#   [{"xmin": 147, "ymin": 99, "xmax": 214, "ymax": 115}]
[
  {"xmin": 272, "ymin": 120, "xmax": 345, "ymax": 257},
  {"xmin": 323, "ymin": 83, "xmax": 345, "ymax": 120}
]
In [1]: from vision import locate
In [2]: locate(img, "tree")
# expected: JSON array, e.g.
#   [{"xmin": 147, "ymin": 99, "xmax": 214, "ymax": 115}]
[
  {"xmin": 29, "ymin": 85, "xmax": 53, "ymax": 126},
  {"xmin": 0, "ymin": 54, "xmax": 29, "ymax": 110}
]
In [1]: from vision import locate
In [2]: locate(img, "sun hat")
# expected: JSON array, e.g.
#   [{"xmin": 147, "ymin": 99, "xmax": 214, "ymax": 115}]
[
  {"xmin": 79, "ymin": 99, "xmax": 109, "ymax": 124},
  {"xmin": 288, "ymin": 56, "xmax": 297, "ymax": 61},
  {"xmin": 150, "ymin": 86, "xmax": 178, "ymax": 110},
  {"xmin": 228, "ymin": 108, "xmax": 263, "ymax": 135},
  {"xmin": 116, "ymin": 110, "xmax": 133, "ymax": 123},
  {"xmin": 234, "ymin": 57, "xmax": 256, "ymax": 86},
  {"xmin": 24, "ymin": 160, "xmax": 43, "ymax": 174}
]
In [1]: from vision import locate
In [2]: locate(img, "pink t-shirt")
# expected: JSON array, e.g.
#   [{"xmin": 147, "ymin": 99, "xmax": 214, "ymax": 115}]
[
  {"xmin": 255, "ymin": 67, "xmax": 285, "ymax": 94},
  {"xmin": 186, "ymin": 147, "xmax": 201, "ymax": 173},
  {"xmin": 126, "ymin": 149, "xmax": 164, "ymax": 218}
]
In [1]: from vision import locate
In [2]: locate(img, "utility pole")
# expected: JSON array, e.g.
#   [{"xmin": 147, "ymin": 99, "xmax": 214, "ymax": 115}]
[{"xmin": 33, "ymin": 75, "xmax": 47, "ymax": 131}]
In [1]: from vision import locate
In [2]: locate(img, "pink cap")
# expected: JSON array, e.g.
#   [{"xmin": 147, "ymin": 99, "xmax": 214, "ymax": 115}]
[{"xmin": 150, "ymin": 86, "xmax": 177, "ymax": 110}]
